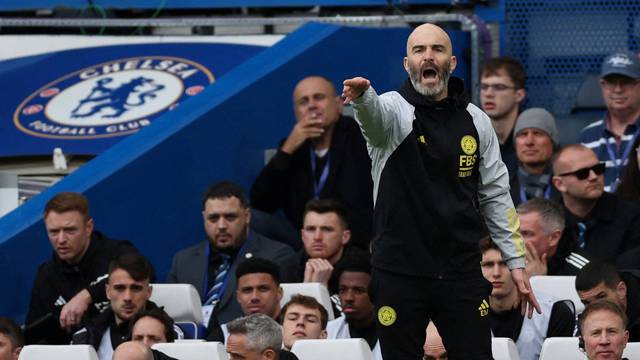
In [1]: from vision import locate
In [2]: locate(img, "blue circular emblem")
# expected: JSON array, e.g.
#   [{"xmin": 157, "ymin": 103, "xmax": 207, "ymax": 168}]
[{"xmin": 14, "ymin": 56, "xmax": 214, "ymax": 139}]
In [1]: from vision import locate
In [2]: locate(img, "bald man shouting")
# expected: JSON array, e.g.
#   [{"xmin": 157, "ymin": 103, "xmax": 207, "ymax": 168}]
[{"xmin": 342, "ymin": 23, "xmax": 540, "ymax": 359}]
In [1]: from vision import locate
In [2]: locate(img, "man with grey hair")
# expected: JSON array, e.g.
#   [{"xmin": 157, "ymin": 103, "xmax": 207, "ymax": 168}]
[
  {"xmin": 517, "ymin": 198, "xmax": 593, "ymax": 276},
  {"xmin": 226, "ymin": 314, "xmax": 298, "ymax": 360},
  {"xmin": 510, "ymin": 107, "xmax": 561, "ymax": 206}
]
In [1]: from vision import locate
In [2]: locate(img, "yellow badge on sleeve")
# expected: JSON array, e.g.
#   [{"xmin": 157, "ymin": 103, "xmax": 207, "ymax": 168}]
[{"xmin": 378, "ymin": 306, "xmax": 397, "ymax": 326}]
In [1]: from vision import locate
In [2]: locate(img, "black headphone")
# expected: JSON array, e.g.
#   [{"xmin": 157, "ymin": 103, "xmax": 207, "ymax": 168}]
[{"xmin": 578, "ymin": 336, "xmax": 585, "ymax": 351}]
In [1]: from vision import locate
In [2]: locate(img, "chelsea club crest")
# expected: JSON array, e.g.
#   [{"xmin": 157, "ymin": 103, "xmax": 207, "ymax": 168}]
[{"xmin": 14, "ymin": 56, "xmax": 214, "ymax": 139}]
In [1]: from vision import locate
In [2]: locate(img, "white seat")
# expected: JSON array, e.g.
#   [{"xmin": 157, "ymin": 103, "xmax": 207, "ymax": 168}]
[
  {"xmin": 291, "ymin": 339, "xmax": 372, "ymax": 360},
  {"xmin": 152, "ymin": 341, "xmax": 228, "ymax": 360},
  {"xmin": 150, "ymin": 283, "xmax": 203, "ymax": 323},
  {"xmin": 539, "ymin": 337, "xmax": 587, "ymax": 360},
  {"xmin": 280, "ymin": 282, "xmax": 335, "ymax": 320},
  {"xmin": 492, "ymin": 337, "xmax": 520, "ymax": 360},
  {"xmin": 530, "ymin": 276, "xmax": 585, "ymax": 314},
  {"xmin": 623, "ymin": 342, "xmax": 640, "ymax": 358},
  {"xmin": 18, "ymin": 345, "xmax": 99, "ymax": 360}
]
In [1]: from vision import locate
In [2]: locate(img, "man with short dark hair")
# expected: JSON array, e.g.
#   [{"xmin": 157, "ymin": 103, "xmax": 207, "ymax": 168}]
[
  {"xmin": 131, "ymin": 307, "xmax": 176, "ymax": 347},
  {"xmin": 0, "ymin": 317, "xmax": 23, "ymax": 360},
  {"xmin": 578, "ymin": 300, "xmax": 630, "ymax": 360},
  {"xmin": 130, "ymin": 308, "xmax": 178, "ymax": 360},
  {"xmin": 280, "ymin": 295, "xmax": 328, "ymax": 351},
  {"xmin": 552, "ymin": 144, "xmax": 640, "ymax": 269},
  {"xmin": 480, "ymin": 236, "xmax": 575, "ymax": 360},
  {"xmin": 167, "ymin": 181, "xmax": 293, "ymax": 327},
  {"xmin": 226, "ymin": 314, "xmax": 288, "ymax": 360},
  {"xmin": 25, "ymin": 192, "xmax": 137, "ymax": 345},
  {"xmin": 578, "ymin": 51, "xmax": 640, "ymax": 193},
  {"xmin": 326, "ymin": 253, "xmax": 381, "ymax": 360},
  {"xmin": 279, "ymin": 199, "xmax": 365, "ymax": 314},
  {"xmin": 480, "ymin": 56, "xmax": 528, "ymax": 178},
  {"xmin": 575, "ymin": 261, "xmax": 640, "ymax": 341},
  {"xmin": 208, "ymin": 257, "xmax": 283, "ymax": 342},
  {"xmin": 250, "ymin": 75, "xmax": 373, "ymax": 250},
  {"xmin": 511, "ymin": 108, "xmax": 560, "ymax": 206},
  {"xmin": 73, "ymin": 253, "xmax": 156, "ymax": 360}
]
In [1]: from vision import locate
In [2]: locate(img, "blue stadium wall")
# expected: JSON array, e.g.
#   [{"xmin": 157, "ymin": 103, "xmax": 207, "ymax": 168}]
[{"xmin": 0, "ymin": 23, "xmax": 470, "ymax": 322}]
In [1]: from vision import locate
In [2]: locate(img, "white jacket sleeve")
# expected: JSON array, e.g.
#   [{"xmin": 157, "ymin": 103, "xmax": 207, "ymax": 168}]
[{"xmin": 469, "ymin": 103, "xmax": 526, "ymax": 269}]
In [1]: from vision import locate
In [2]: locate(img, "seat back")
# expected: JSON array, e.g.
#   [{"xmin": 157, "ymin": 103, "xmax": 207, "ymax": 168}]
[
  {"xmin": 280, "ymin": 282, "xmax": 335, "ymax": 320},
  {"xmin": 623, "ymin": 342, "xmax": 640, "ymax": 358},
  {"xmin": 152, "ymin": 341, "xmax": 228, "ymax": 360},
  {"xmin": 18, "ymin": 345, "xmax": 99, "ymax": 360},
  {"xmin": 291, "ymin": 339, "xmax": 372, "ymax": 360},
  {"xmin": 150, "ymin": 283, "xmax": 203, "ymax": 323},
  {"xmin": 491, "ymin": 337, "xmax": 520, "ymax": 360},
  {"xmin": 539, "ymin": 337, "xmax": 587, "ymax": 360},
  {"xmin": 530, "ymin": 276, "xmax": 585, "ymax": 314}
]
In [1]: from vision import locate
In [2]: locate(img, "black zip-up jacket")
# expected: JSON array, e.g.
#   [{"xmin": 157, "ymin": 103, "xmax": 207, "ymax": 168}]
[
  {"xmin": 564, "ymin": 192, "xmax": 640, "ymax": 269},
  {"xmin": 72, "ymin": 300, "xmax": 159, "ymax": 350},
  {"xmin": 352, "ymin": 78, "xmax": 525, "ymax": 278},
  {"xmin": 250, "ymin": 115, "xmax": 373, "ymax": 250},
  {"xmin": 25, "ymin": 231, "xmax": 137, "ymax": 344}
]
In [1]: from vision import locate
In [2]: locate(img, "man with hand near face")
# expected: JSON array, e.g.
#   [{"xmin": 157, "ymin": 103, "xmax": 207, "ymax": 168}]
[
  {"xmin": 25, "ymin": 192, "xmax": 137, "ymax": 345},
  {"xmin": 251, "ymin": 76, "xmax": 373, "ymax": 250},
  {"xmin": 280, "ymin": 199, "xmax": 366, "ymax": 316}
]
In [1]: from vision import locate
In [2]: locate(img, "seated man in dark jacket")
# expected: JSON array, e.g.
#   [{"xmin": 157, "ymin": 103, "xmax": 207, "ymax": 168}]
[
  {"xmin": 552, "ymin": 144, "xmax": 640, "ymax": 269},
  {"xmin": 279, "ymin": 199, "xmax": 367, "ymax": 316},
  {"xmin": 250, "ymin": 75, "xmax": 373, "ymax": 250},
  {"xmin": 73, "ymin": 253, "xmax": 157, "ymax": 360},
  {"xmin": 24, "ymin": 192, "xmax": 137, "ymax": 345}
]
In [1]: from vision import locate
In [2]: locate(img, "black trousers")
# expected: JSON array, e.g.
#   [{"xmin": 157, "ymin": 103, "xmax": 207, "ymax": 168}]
[{"xmin": 370, "ymin": 268, "xmax": 494, "ymax": 360}]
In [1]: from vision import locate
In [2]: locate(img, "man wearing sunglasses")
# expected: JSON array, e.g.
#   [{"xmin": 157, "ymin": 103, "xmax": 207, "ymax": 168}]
[
  {"xmin": 552, "ymin": 144, "xmax": 640, "ymax": 269},
  {"xmin": 578, "ymin": 51, "xmax": 640, "ymax": 192}
]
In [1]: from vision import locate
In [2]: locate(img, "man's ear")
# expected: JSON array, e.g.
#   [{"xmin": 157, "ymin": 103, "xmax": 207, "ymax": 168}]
[
  {"xmin": 277, "ymin": 286, "xmax": 283, "ymax": 302},
  {"xmin": 12, "ymin": 346, "xmax": 21, "ymax": 360},
  {"xmin": 515, "ymin": 88, "xmax": 526, "ymax": 104},
  {"xmin": 616, "ymin": 280, "xmax": 627, "ymax": 301},
  {"xmin": 341, "ymin": 229, "xmax": 351, "ymax": 246},
  {"xmin": 552, "ymin": 176, "xmax": 566, "ymax": 193},
  {"xmin": 548, "ymin": 229, "xmax": 562, "ymax": 249},
  {"xmin": 403, "ymin": 57, "xmax": 410, "ymax": 75},
  {"xmin": 449, "ymin": 55, "xmax": 457, "ymax": 74},
  {"xmin": 320, "ymin": 329, "xmax": 328, "ymax": 339},
  {"xmin": 264, "ymin": 348, "xmax": 278, "ymax": 360}
]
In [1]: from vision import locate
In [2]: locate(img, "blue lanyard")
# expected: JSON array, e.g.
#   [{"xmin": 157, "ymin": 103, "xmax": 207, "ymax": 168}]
[
  {"xmin": 310, "ymin": 148, "xmax": 330, "ymax": 200},
  {"xmin": 519, "ymin": 184, "xmax": 551, "ymax": 203},
  {"xmin": 202, "ymin": 231, "xmax": 253, "ymax": 304},
  {"xmin": 604, "ymin": 127, "xmax": 640, "ymax": 192}
]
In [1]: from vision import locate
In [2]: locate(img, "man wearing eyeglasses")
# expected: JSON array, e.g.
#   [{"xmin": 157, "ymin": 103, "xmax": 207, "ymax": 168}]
[
  {"xmin": 578, "ymin": 51, "xmax": 640, "ymax": 193},
  {"xmin": 480, "ymin": 57, "xmax": 527, "ymax": 180},
  {"xmin": 552, "ymin": 144, "xmax": 640, "ymax": 269}
]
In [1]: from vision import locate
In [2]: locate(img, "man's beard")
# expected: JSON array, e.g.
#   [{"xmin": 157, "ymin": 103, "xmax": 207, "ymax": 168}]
[{"xmin": 409, "ymin": 60, "xmax": 451, "ymax": 100}]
